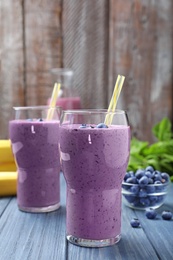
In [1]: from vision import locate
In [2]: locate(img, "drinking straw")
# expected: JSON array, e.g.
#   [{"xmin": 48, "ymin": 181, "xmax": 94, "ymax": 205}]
[
  {"xmin": 104, "ymin": 75, "xmax": 125, "ymax": 125},
  {"xmin": 46, "ymin": 83, "xmax": 61, "ymax": 120}
]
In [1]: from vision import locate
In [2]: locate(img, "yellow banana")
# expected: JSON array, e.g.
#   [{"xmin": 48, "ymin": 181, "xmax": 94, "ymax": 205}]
[
  {"xmin": 0, "ymin": 162, "xmax": 17, "ymax": 172},
  {"xmin": 0, "ymin": 172, "xmax": 17, "ymax": 196},
  {"xmin": 0, "ymin": 140, "xmax": 15, "ymax": 163}
]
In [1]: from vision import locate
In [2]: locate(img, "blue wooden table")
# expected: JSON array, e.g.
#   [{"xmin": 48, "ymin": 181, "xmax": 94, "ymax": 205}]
[{"xmin": 0, "ymin": 174, "xmax": 173, "ymax": 260}]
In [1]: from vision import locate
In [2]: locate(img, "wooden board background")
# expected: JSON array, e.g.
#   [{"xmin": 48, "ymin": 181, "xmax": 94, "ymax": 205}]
[{"xmin": 0, "ymin": 0, "xmax": 173, "ymax": 142}]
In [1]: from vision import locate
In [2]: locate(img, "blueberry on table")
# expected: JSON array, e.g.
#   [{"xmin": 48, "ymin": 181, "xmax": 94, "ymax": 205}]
[
  {"xmin": 79, "ymin": 124, "xmax": 87, "ymax": 128},
  {"xmin": 38, "ymin": 118, "xmax": 43, "ymax": 121},
  {"xmin": 96, "ymin": 123, "xmax": 108, "ymax": 128},
  {"xmin": 130, "ymin": 218, "xmax": 140, "ymax": 228},
  {"xmin": 161, "ymin": 211, "xmax": 172, "ymax": 220},
  {"xmin": 145, "ymin": 208, "xmax": 157, "ymax": 219}
]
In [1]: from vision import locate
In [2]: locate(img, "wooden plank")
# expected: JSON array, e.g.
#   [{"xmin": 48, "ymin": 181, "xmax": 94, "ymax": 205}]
[
  {"xmin": 24, "ymin": 0, "xmax": 62, "ymax": 106},
  {"xmin": 0, "ymin": 0, "xmax": 25, "ymax": 139},
  {"xmin": 0, "ymin": 197, "xmax": 12, "ymax": 216},
  {"xmin": 68, "ymin": 199, "xmax": 159, "ymax": 260},
  {"xmin": 136, "ymin": 184, "xmax": 173, "ymax": 260},
  {"xmin": 109, "ymin": 0, "xmax": 173, "ymax": 143},
  {"xmin": 0, "ymin": 173, "xmax": 67, "ymax": 260},
  {"xmin": 62, "ymin": 0, "xmax": 109, "ymax": 109}
]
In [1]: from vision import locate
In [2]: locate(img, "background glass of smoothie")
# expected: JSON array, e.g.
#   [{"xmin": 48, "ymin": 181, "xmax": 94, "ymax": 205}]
[
  {"xmin": 59, "ymin": 109, "xmax": 130, "ymax": 247},
  {"xmin": 9, "ymin": 106, "xmax": 62, "ymax": 213},
  {"xmin": 47, "ymin": 68, "xmax": 81, "ymax": 110}
]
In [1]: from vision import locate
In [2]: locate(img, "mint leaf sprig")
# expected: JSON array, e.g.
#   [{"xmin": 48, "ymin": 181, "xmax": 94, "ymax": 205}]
[{"xmin": 128, "ymin": 118, "xmax": 173, "ymax": 182}]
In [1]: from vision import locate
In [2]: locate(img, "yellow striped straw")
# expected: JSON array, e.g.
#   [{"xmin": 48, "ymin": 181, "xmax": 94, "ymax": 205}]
[
  {"xmin": 46, "ymin": 83, "xmax": 61, "ymax": 120},
  {"xmin": 104, "ymin": 75, "xmax": 125, "ymax": 125}
]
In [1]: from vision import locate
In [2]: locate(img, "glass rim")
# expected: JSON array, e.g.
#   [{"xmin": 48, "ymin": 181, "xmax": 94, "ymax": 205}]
[
  {"xmin": 50, "ymin": 68, "xmax": 74, "ymax": 76},
  {"xmin": 13, "ymin": 106, "xmax": 62, "ymax": 111},
  {"xmin": 62, "ymin": 109, "xmax": 127, "ymax": 115}
]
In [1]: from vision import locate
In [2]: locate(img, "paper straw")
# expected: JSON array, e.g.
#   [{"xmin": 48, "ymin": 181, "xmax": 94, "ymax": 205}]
[
  {"xmin": 104, "ymin": 75, "xmax": 125, "ymax": 125},
  {"xmin": 47, "ymin": 83, "xmax": 61, "ymax": 120}
]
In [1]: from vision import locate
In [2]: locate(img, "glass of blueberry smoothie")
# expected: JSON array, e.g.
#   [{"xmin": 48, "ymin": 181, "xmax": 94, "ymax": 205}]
[
  {"xmin": 9, "ymin": 106, "xmax": 62, "ymax": 213},
  {"xmin": 59, "ymin": 109, "xmax": 130, "ymax": 247}
]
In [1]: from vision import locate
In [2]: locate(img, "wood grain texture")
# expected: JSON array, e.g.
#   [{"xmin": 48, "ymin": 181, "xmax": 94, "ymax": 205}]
[
  {"xmin": 136, "ymin": 185, "xmax": 173, "ymax": 260},
  {"xmin": 0, "ymin": 197, "xmax": 12, "ymax": 216},
  {"xmin": 62, "ymin": 0, "xmax": 109, "ymax": 109},
  {"xmin": 0, "ymin": 173, "xmax": 67, "ymax": 260},
  {"xmin": 24, "ymin": 0, "xmax": 62, "ymax": 106},
  {"xmin": 0, "ymin": 0, "xmax": 25, "ymax": 139},
  {"xmin": 109, "ymin": 0, "xmax": 173, "ymax": 142}
]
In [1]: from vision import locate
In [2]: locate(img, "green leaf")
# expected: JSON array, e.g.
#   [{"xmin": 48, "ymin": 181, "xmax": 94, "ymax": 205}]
[
  {"xmin": 143, "ymin": 141, "xmax": 173, "ymax": 156},
  {"xmin": 152, "ymin": 117, "xmax": 172, "ymax": 141},
  {"xmin": 130, "ymin": 138, "xmax": 149, "ymax": 155}
]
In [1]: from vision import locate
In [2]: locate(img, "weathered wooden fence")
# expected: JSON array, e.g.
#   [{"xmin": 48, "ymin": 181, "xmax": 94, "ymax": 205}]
[{"xmin": 0, "ymin": 0, "xmax": 173, "ymax": 142}]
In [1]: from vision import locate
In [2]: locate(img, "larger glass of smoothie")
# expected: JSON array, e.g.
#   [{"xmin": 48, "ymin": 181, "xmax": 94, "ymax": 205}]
[
  {"xmin": 9, "ymin": 106, "xmax": 62, "ymax": 213},
  {"xmin": 59, "ymin": 109, "xmax": 130, "ymax": 247}
]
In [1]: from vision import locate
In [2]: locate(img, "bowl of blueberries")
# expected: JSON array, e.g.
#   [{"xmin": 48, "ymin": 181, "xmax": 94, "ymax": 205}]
[{"xmin": 122, "ymin": 166, "xmax": 171, "ymax": 210}]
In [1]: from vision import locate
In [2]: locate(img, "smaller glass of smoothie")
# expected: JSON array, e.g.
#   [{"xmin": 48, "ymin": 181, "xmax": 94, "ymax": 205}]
[
  {"xmin": 59, "ymin": 109, "xmax": 130, "ymax": 247},
  {"xmin": 9, "ymin": 106, "xmax": 62, "ymax": 213},
  {"xmin": 47, "ymin": 68, "xmax": 81, "ymax": 110}
]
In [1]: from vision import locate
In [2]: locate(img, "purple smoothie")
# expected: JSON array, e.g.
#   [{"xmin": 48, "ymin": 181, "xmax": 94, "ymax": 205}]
[
  {"xmin": 9, "ymin": 120, "xmax": 60, "ymax": 211},
  {"xmin": 60, "ymin": 124, "xmax": 130, "ymax": 240}
]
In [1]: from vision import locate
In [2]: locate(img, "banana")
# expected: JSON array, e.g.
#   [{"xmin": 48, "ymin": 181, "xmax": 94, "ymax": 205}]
[
  {"xmin": 0, "ymin": 140, "xmax": 15, "ymax": 163},
  {"xmin": 0, "ymin": 172, "xmax": 17, "ymax": 196},
  {"xmin": 0, "ymin": 162, "xmax": 17, "ymax": 172}
]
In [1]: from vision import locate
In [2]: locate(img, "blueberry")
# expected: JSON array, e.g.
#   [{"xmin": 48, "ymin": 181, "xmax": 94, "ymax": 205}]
[
  {"xmin": 145, "ymin": 166, "xmax": 154, "ymax": 173},
  {"xmin": 135, "ymin": 169, "xmax": 145, "ymax": 179},
  {"xmin": 145, "ymin": 171, "xmax": 152, "ymax": 179},
  {"xmin": 79, "ymin": 124, "xmax": 87, "ymax": 128},
  {"xmin": 145, "ymin": 208, "xmax": 157, "ymax": 219},
  {"xmin": 146, "ymin": 185, "xmax": 155, "ymax": 193},
  {"xmin": 130, "ymin": 185, "xmax": 140, "ymax": 195},
  {"xmin": 149, "ymin": 196, "xmax": 158, "ymax": 205},
  {"xmin": 96, "ymin": 123, "xmax": 108, "ymax": 128},
  {"xmin": 140, "ymin": 198, "xmax": 150, "ymax": 207},
  {"xmin": 161, "ymin": 172, "xmax": 170, "ymax": 183},
  {"xmin": 154, "ymin": 174, "xmax": 162, "ymax": 182},
  {"xmin": 148, "ymin": 178, "xmax": 154, "ymax": 184},
  {"xmin": 138, "ymin": 176, "xmax": 149, "ymax": 187},
  {"xmin": 130, "ymin": 218, "xmax": 140, "ymax": 228},
  {"xmin": 124, "ymin": 172, "xmax": 133, "ymax": 181},
  {"xmin": 124, "ymin": 195, "xmax": 136, "ymax": 203},
  {"xmin": 38, "ymin": 118, "xmax": 43, "ymax": 121},
  {"xmin": 126, "ymin": 177, "xmax": 138, "ymax": 184},
  {"xmin": 139, "ymin": 188, "xmax": 147, "ymax": 198},
  {"xmin": 161, "ymin": 211, "xmax": 172, "ymax": 220}
]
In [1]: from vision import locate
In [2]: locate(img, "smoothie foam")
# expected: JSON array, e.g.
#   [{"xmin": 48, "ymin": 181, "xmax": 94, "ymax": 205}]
[{"xmin": 60, "ymin": 124, "xmax": 130, "ymax": 240}]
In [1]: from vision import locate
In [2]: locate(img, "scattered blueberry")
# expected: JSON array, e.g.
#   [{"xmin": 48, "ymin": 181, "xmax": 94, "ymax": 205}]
[
  {"xmin": 161, "ymin": 211, "xmax": 172, "ymax": 220},
  {"xmin": 38, "ymin": 118, "xmax": 43, "ymax": 121},
  {"xmin": 145, "ymin": 208, "xmax": 157, "ymax": 219},
  {"xmin": 130, "ymin": 218, "xmax": 140, "ymax": 228},
  {"xmin": 96, "ymin": 123, "xmax": 108, "ymax": 128},
  {"xmin": 79, "ymin": 124, "xmax": 87, "ymax": 129}
]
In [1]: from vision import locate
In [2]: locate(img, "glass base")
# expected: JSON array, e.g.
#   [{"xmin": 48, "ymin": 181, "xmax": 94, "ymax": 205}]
[
  {"xmin": 66, "ymin": 234, "xmax": 121, "ymax": 248},
  {"xmin": 18, "ymin": 202, "xmax": 60, "ymax": 213}
]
